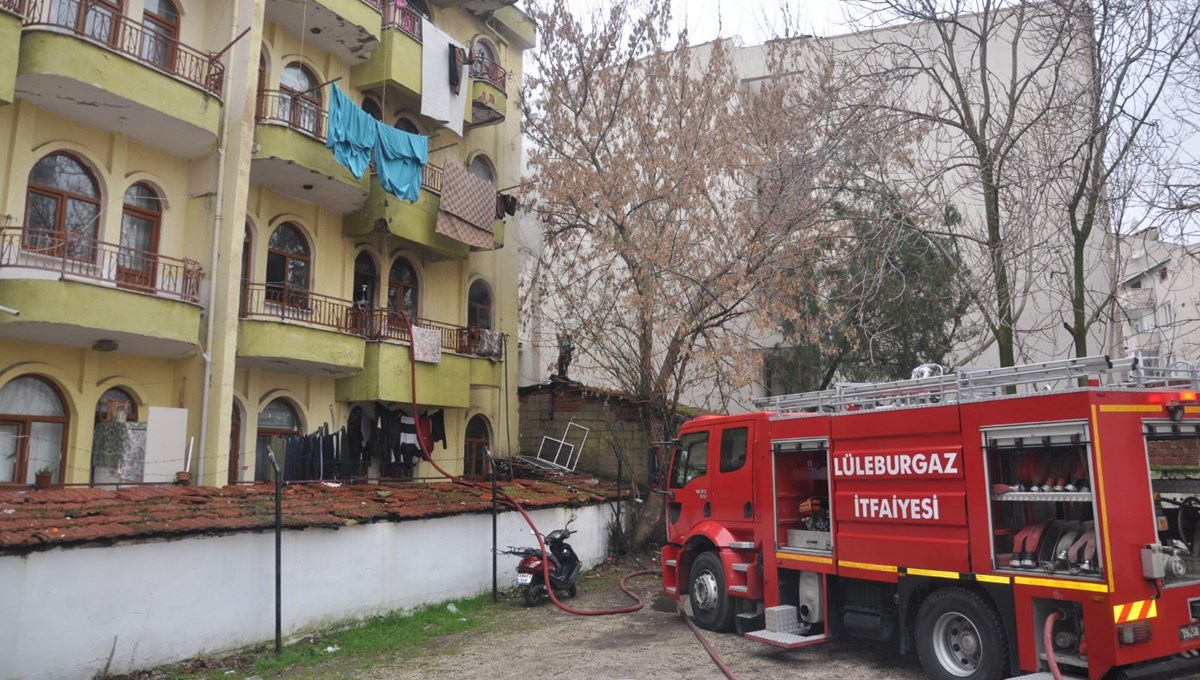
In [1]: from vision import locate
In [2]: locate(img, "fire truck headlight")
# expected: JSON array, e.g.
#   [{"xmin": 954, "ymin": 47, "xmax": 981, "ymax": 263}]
[{"xmin": 1118, "ymin": 621, "xmax": 1153, "ymax": 646}]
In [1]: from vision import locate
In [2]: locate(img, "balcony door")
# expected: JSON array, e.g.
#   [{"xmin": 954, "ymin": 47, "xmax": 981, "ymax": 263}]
[
  {"xmin": 117, "ymin": 183, "xmax": 161, "ymax": 291},
  {"xmin": 140, "ymin": 0, "xmax": 179, "ymax": 70},
  {"xmin": 25, "ymin": 153, "xmax": 101, "ymax": 261}
]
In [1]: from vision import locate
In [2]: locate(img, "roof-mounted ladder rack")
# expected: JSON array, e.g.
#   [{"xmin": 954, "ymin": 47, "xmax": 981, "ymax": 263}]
[{"xmin": 754, "ymin": 355, "xmax": 1139, "ymax": 415}]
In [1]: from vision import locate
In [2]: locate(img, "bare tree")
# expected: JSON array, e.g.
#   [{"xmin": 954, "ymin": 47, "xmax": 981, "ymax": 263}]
[
  {"xmin": 839, "ymin": 0, "xmax": 1200, "ymax": 366},
  {"xmin": 521, "ymin": 0, "xmax": 890, "ymax": 543}
]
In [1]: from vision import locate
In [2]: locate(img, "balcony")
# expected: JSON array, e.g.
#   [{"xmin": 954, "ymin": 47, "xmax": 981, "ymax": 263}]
[
  {"xmin": 251, "ymin": 91, "xmax": 369, "ymax": 213},
  {"xmin": 350, "ymin": 6, "xmax": 423, "ymax": 98},
  {"xmin": 336, "ymin": 311, "xmax": 506, "ymax": 406},
  {"xmin": 238, "ymin": 283, "xmax": 368, "ymax": 377},
  {"xmin": 0, "ymin": 0, "xmax": 23, "ymax": 104},
  {"xmin": 0, "ymin": 226, "xmax": 203, "ymax": 357},
  {"xmin": 343, "ymin": 163, "xmax": 505, "ymax": 257},
  {"xmin": 17, "ymin": 0, "xmax": 224, "ymax": 158},
  {"xmin": 469, "ymin": 56, "xmax": 506, "ymax": 128},
  {"xmin": 264, "ymin": 0, "xmax": 380, "ymax": 65}
]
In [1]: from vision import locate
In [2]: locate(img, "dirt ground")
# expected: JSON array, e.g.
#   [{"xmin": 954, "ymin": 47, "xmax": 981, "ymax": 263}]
[{"xmin": 290, "ymin": 559, "xmax": 927, "ymax": 680}]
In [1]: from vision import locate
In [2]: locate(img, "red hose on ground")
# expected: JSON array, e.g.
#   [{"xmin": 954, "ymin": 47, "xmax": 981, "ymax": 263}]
[
  {"xmin": 1044, "ymin": 610, "xmax": 1064, "ymax": 680},
  {"xmin": 682, "ymin": 609, "xmax": 740, "ymax": 680},
  {"xmin": 400, "ymin": 315, "xmax": 652, "ymax": 616}
]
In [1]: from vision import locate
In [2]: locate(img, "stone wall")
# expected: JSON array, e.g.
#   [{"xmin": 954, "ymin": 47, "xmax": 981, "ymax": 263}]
[
  {"xmin": 518, "ymin": 384, "xmax": 651, "ymax": 486},
  {"xmin": 1149, "ymin": 438, "xmax": 1200, "ymax": 468}
]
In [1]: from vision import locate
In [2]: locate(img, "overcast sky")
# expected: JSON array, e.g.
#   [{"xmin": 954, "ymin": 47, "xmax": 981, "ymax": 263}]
[{"xmin": 673, "ymin": 0, "xmax": 846, "ymax": 42}]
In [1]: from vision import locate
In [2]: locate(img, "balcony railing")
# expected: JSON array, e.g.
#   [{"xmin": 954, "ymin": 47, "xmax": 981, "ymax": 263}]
[
  {"xmin": 383, "ymin": 4, "xmax": 422, "ymax": 41},
  {"xmin": 1, "ymin": 0, "xmax": 25, "ymax": 16},
  {"xmin": 0, "ymin": 226, "xmax": 203, "ymax": 302},
  {"xmin": 257, "ymin": 90, "xmax": 327, "ymax": 141},
  {"xmin": 239, "ymin": 282, "xmax": 504, "ymax": 358},
  {"xmin": 23, "ymin": 0, "xmax": 224, "ymax": 97},
  {"xmin": 470, "ymin": 55, "xmax": 506, "ymax": 91}
]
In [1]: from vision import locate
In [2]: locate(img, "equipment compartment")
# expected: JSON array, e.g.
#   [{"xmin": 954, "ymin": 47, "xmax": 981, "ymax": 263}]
[
  {"xmin": 983, "ymin": 423, "xmax": 1102, "ymax": 579},
  {"xmin": 773, "ymin": 439, "xmax": 832, "ymax": 553}
]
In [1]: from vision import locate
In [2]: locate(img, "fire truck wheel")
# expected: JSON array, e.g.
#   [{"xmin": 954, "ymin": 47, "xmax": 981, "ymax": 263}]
[
  {"xmin": 688, "ymin": 551, "xmax": 734, "ymax": 632},
  {"xmin": 916, "ymin": 587, "xmax": 1007, "ymax": 680}
]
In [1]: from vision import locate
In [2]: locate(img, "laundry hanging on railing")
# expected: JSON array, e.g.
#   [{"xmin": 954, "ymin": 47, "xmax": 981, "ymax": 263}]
[
  {"xmin": 375, "ymin": 124, "xmax": 428, "ymax": 203},
  {"xmin": 412, "ymin": 325, "xmax": 442, "ymax": 363},
  {"xmin": 475, "ymin": 328, "xmax": 505, "ymax": 362},
  {"xmin": 421, "ymin": 18, "xmax": 469, "ymax": 136},
  {"xmin": 325, "ymin": 84, "xmax": 378, "ymax": 179},
  {"xmin": 435, "ymin": 161, "xmax": 497, "ymax": 250}
]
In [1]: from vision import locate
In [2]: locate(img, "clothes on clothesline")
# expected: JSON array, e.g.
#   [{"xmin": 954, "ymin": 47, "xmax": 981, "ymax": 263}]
[
  {"xmin": 375, "ymin": 125, "xmax": 428, "ymax": 203},
  {"xmin": 325, "ymin": 84, "xmax": 378, "ymax": 179}
]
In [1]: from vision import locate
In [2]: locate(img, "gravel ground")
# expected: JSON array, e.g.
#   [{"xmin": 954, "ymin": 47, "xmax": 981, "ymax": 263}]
[{"xmin": 290, "ymin": 561, "xmax": 926, "ymax": 680}]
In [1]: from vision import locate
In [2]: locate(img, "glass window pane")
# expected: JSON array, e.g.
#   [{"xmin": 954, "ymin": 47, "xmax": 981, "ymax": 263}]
[
  {"xmin": 26, "ymin": 194, "xmax": 59, "ymax": 233},
  {"xmin": 259, "ymin": 400, "xmax": 298, "ymax": 430},
  {"xmin": 145, "ymin": 0, "xmax": 178, "ymax": 22},
  {"xmin": 0, "ymin": 423, "xmax": 18, "ymax": 483},
  {"xmin": 121, "ymin": 215, "xmax": 154, "ymax": 252},
  {"xmin": 67, "ymin": 199, "xmax": 99, "ymax": 237},
  {"xmin": 720, "ymin": 427, "xmax": 748, "ymax": 473},
  {"xmin": 281, "ymin": 64, "xmax": 316, "ymax": 93},
  {"xmin": 265, "ymin": 252, "xmax": 286, "ymax": 285},
  {"xmin": 124, "ymin": 185, "xmax": 161, "ymax": 212},
  {"xmin": 287, "ymin": 259, "xmax": 309, "ymax": 288},
  {"xmin": 30, "ymin": 154, "xmax": 99, "ymax": 197},
  {"xmin": 27, "ymin": 422, "xmax": 63, "ymax": 484},
  {"xmin": 269, "ymin": 225, "xmax": 308, "ymax": 255},
  {"xmin": 0, "ymin": 377, "xmax": 65, "ymax": 416}
]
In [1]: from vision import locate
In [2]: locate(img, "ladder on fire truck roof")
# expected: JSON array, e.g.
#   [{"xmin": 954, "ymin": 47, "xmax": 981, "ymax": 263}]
[{"xmin": 753, "ymin": 354, "xmax": 1200, "ymax": 416}]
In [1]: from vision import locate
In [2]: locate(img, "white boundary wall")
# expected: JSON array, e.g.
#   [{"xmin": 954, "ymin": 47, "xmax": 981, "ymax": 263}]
[{"xmin": 0, "ymin": 502, "xmax": 620, "ymax": 680}]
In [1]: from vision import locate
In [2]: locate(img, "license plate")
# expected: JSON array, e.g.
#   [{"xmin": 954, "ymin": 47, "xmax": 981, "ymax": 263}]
[
  {"xmin": 515, "ymin": 573, "xmax": 533, "ymax": 585},
  {"xmin": 1181, "ymin": 624, "xmax": 1200, "ymax": 641}
]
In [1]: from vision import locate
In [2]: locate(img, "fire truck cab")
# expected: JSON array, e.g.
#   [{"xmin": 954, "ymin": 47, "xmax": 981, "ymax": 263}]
[{"xmin": 656, "ymin": 356, "xmax": 1200, "ymax": 680}]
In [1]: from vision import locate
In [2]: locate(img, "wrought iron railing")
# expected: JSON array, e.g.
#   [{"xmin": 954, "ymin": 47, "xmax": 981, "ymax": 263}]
[
  {"xmin": 256, "ymin": 89, "xmax": 327, "ymax": 141},
  {"xmin": 239, "ymin": 282, "xmax": 503, "ymax": 359},
  {"xmin": 383, "ymin": 4, "xmax": 422, "ymax": 41},
  {"xmin": 470, "ymin": 55, "xmax": 506, "ymax": 91},
  {"xmin": 0, "ymin": 0, "xmax": 25, "ymax": 16},
  {"xmin": 23, "ymin": 0, "xmax": 224, "ymax": 96},
  {"xmin": 0, "ymin": 226, "xmax": 203, "ymax": 302}
]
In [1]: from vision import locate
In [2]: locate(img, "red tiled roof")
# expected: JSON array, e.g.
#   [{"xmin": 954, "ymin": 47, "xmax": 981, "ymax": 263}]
[{"xmin": 0, "ymin": 470, "xmax": 623, "ymax": 555}]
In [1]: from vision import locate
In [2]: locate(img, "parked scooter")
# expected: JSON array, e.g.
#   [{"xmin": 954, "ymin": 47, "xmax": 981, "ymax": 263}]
[{"xmin": 502, "ymin": 516, "xmax": 582, "ymax": 606}]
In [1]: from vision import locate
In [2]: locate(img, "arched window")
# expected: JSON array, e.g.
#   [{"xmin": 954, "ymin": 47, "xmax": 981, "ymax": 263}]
[
  {"xmin": 118, "ymin": 183, "xmax": 162, "ymax": 290},
  {"xmin": 0, "ymin": 376, "xmax": 68, "ymax": 485},
  {"xmin": 254, "ymin": 398, "xmax": 300, "ymax": 482},
  {"xmin": 141, "ymin": 0, "xmax": 180, "ymax": 69},
  {"xmin": 280, "ymin": 62, "xmax": 322, "ymax": 137},
  {"xmin": 265, "ymin": 223, "xmax": 310, "ymax": 307},
  {"xmin": 468, "ymin": 279, "xmax": 492, "ymax": 330},
  {"xmin": 388, "ymin": 257, "xmax": 419, "ymax": 321},
  {"xmin": 466, "ymin": 155, "xmax": 495, "ymax": 184},
  {"xmin": 394, "ymin": 116, "xmax": 420, "ymax": 135},
  {"xmin": 240, "ymin": 222, "xmax": 253, "ymax": 314},
  {"xmin": 95, "ymin": 387, "xmax": 138, "ymax": 423},
  {"xmin": 362, "ymin": 97, "xmax": 383, "ymax": 122},
  {"xmin": 25, "ymin": 153, "xmax": 101, "ymax": 261},
  {"xmin": 473, "ymin": 39, "xmax": 496, "ymax": 66},
  {"xmin": 463, "ymin": 415, "xmax": 490, "ymax": 479}
]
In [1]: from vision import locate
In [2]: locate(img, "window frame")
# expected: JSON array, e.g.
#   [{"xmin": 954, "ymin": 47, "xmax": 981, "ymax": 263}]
[
  {"xmin": 0, "ymin": 376, "xmax": 69, "ymax": 486},
  {"xmin": 265, "ymin": 222, "xmax": 311, "ymax": 308},
  {"xmin": 24, "ymin": 152, "xmax": 102, "ymax": 261},
  {"xmin": 463, "ymin": 415, "xmax": 491, "ymax": 479}
]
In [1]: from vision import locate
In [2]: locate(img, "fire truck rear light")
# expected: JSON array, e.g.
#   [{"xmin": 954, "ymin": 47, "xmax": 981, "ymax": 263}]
[
  {"xmin": 1181, "ymin": 391, "xmax": 1198, "ymax": 404},
  {"xmin": 1118, "ymin": 621, "xmax": 1152, "ymax": 646}
]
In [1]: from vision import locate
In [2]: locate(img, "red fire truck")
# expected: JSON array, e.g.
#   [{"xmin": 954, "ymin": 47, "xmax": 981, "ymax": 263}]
[{"xmin": 653, "ymin": 356, "xmax": 1200, "ymax": 680}]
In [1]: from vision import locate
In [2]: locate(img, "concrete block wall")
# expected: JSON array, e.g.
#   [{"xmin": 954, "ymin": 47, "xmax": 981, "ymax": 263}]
[
  {"xmin": 519, "ymin": 387, "xmax": 651, "ymax": 485},
  {"xmin": 1149, "ymin": 438, "xmax": 1200, "ymax": 467}
]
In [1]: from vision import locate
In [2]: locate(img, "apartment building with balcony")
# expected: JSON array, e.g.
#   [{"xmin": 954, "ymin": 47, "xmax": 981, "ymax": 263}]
[
  {"xmin": 0, "ymin": 0, "xmax": 534, "ymax": 487},
  {"xmin": 1118, "ymin": 227, "xmax": 1200, "ymax": 370}
]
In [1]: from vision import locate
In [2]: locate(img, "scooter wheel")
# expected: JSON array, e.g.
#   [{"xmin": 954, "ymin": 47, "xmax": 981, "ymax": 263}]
[
  {"xmin": 523, "ymin": 583, "xmax": 546, "ymax": 607},
  {"xmin": 566, "ymin": 585, "xmax": 577, "ymax": 598}
]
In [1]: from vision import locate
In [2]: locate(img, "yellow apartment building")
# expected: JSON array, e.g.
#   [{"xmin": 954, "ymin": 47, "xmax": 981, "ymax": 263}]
[{"xmin": 0, "ymin": 0, "xmax": 534, "ymax": 487}]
